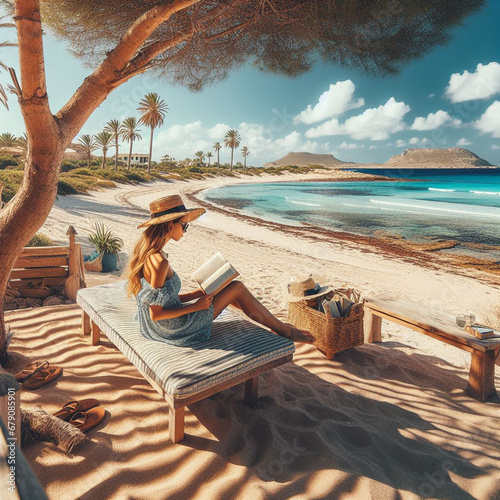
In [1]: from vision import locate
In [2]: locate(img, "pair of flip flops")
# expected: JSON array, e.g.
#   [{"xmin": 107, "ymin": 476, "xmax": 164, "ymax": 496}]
[
  {"xmin": 54, "ymin": 399, "xmax": 106, "ymax": 433},
  {"xmin": 14, "ymin": 360, "xmax": 63, "ymax": 390}
]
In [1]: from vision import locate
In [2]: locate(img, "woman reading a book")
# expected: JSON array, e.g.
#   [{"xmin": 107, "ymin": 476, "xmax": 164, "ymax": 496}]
[{"xmin": 126, "ymin": 195, "xmax": 314, "ymax": 347}]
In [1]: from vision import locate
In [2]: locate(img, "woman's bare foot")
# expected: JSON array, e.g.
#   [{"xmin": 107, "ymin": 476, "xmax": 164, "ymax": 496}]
[{"xmin": 278, "ymin": 323, "xmax": 315, "ymax": 344}]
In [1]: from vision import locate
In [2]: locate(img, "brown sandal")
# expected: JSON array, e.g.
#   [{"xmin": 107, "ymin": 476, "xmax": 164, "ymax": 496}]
[
  {"xmin": 14, "ymin": 360, "xmax": 49, "ymax": 383},
  {"xmin": 53, "ymin": 399, "xmax": 101, "ymax": 422},
  {"xmin": 68, "ymin": 407, "xmax": 107, "ymax": 433},
  {"xmin": 22, "ymin": 365, "xmax": 63, "ymax": 390}
]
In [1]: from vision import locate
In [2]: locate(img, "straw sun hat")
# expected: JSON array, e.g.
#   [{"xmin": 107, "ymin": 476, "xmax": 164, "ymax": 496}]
[
  {"xmin": 287, "ymin": 276, "xmax": 332, "ymax": 302},
  {"xmin": 137, "ymin": 195, "xmax": 206, "ymax": 229}
]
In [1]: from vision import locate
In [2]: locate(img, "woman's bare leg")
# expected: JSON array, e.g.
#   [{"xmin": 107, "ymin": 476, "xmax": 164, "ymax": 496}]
[{"xmin": 212, "ymin": 281, "xmax": 314, "ymax": 343}]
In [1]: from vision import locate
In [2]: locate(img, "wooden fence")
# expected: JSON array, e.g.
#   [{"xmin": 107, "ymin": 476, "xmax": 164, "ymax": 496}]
[{"xmin": 8, "ymin": 225, "xmax": 86, "ymax": 301}]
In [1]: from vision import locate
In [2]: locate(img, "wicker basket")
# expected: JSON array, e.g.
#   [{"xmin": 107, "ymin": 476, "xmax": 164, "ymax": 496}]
[{"xmin": 288, "ymin": 294, "xmax": 364, "ymax": 359}]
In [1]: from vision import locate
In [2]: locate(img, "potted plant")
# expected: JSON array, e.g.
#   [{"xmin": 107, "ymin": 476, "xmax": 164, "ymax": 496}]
[{"xmin": 87, "ymin": 220, "xmax": 124, "ymax": 272}]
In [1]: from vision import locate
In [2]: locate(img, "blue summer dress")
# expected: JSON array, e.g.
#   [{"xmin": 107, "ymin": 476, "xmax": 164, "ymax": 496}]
[{"xmin": 136, "ymin": 270, "xmax": 214, "ymax": 347}]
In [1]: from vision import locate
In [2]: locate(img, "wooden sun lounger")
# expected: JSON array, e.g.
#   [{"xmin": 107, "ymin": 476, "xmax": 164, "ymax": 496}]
[
  {"xmin": 364, "ymin": 296, "xmax": 500, "ymax": 401},
  {"xmin": 77, "ymin": 281, "xmax": 295, "ymax": 443}
]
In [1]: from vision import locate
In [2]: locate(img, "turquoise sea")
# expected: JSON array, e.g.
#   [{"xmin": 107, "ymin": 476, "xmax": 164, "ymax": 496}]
[{"xmin": 203, "ymin": 168, "xmax": 500, "ymax": 260}]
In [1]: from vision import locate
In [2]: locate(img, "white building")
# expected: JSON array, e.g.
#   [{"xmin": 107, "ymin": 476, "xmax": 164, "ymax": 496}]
[{"xmin": 116, "ymin": 153, "xmax": 150, "ymax": 165}]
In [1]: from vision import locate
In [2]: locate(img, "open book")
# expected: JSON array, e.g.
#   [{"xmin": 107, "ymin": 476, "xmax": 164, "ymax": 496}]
[{"xmin": 193, "ymin": 252, "xmax": 239, "ymax": 295}]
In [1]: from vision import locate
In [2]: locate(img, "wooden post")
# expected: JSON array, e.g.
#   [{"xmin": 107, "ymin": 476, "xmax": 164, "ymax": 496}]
[
  {"xmin": 67, "ymin": 225, "xmax": 77, "ymax": 276},
  {"xmin": 364, "ymin": 308, "xmax": 382, "ymax": 343},
  {"xmin": 82, "ymin": 311, "xmax": 91, "ymax": 336},
  {"xmin": 169, "ymin": 405, "xmax": 185, "ymax": 443},
  {"xmin": 244, "ymin": 376, "xmax": 258, "ymax": 407},
  {"xmin": 65, "ymin": 225, "xmax": 85, "ymax": 301},
  {"xmin": 91, "ymin": 322, "xmax": 100, "ymax": 346},
  {"xmin": 466, "ymin": 350, "xmax": 497, "ymax": 401}
]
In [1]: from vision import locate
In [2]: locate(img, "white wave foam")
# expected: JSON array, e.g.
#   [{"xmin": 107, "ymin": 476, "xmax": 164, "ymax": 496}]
[
  {"xmin": 428, "ymin": 188, "xmax": 456, "ymax": 192},
  {"xmin": 471, "ymin": 190, "xmax": 500, "ymax": 196},
  {"xmin": 343, "ymin": 203, "xmax": 376, "ymax": 209},
  {"xmin": 379, "ymin": 207, "xmax": 446, "ymax": 217},
  {"xmin": 369, "ymin": 199, "xmax": 500, "ymax": 218},
  {"xmin": 285, "ymin": 196, "xmax": 322, "ymax": 207}
]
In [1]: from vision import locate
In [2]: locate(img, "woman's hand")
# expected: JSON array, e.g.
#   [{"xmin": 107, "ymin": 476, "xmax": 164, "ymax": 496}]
[
  {"xmin": 178, "ymin": 288, "xmax": 205, "ymax": 303},
  {"xmin": 194, "ymin": 294, "xmax": 214, "ymax": 310}
]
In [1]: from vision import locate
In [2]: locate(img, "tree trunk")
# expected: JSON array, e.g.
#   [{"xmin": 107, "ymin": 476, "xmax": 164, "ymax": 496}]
[
  {"xmin": 115, "ymin": 139, "xmax": 119, "ymax": 171},
  {"xmin": 102, "ymin": 149, "xmax": 107, "ymax": 169},
  {"xmin": 127, "ymin": 140, "xmax": 133, "ymax": 170},
  {"xmin": 0, "ymin": 145, "xmax": 64, "ymax": 365},
  {"xmin": 87, "ymin": 152, "xmax": 91, "ymax": 168},
  {"xmin": 230, "ymin": 148, "xmax": 234, "ymax": 172},
  {"xmin": 148, "ymin": 127, "xmax": 154, "ymax": 174},
  {"xmin": 217, "ymin": 150, "xmax": 220, "ymax": 173}
]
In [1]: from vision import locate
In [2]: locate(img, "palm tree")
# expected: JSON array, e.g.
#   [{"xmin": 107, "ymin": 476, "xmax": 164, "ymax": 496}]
[
  {"xmin": 195, "ymin": 150, "xmax": 205, "ymax": 167},
  {"xmin": 137, "ymin": 93, "xmax": 168, "ymax": 173},
  {"xmin": 76, "ymin": 134, "xmax": 97, "ymax": 168},
  {"xmin": 213, "ymin": 142, "xmax": 222, "ymax": 173},
  {"xmin": 224, "ymin": 129, "xmax": 241, "ymax": 172},
  {"xmin": 0, "ymin": 132, "xmax": 17, "ymax": 148},
  {"xmin": 104, "ymin": 119, "xmax": 121, "ymax": 171},
  {"xmin": 94, "ymin": 131, "xmax": 113, "ymax": 169},
  {"xmin": 241, "ymin": 146, "xmax": 250, "ymax": 170},
  {"xmin": 120, "ymin": 117, "xmax": 142, "ymax": 170},
  {"xmin": 206, "ymin": 151, "xmax": 213, "ymax": 167}
]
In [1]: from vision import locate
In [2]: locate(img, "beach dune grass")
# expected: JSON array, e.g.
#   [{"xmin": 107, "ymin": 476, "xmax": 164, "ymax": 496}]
[{"xmin": 26, "ymin": 232, "xmax": 54, "ymax": 247}]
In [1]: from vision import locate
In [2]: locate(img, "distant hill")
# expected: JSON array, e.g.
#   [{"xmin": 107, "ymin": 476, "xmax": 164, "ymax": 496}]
[
  {"xmin": 385, "ymin": 148, "xmax": 493, "ymax": 167},
  {"xmin": 264, "ymin": 152, "xmax": 351, "ymax": 168}
]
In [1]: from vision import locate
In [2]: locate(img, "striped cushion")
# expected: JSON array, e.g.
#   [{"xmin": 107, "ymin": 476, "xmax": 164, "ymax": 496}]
[{"xmin": 77, "ymin": 281, "xmax": 295, "ymax": 397}]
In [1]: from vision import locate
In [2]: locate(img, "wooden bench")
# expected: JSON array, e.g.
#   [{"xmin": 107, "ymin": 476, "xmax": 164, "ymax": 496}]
[
  {"xmin": 8, "ymin": 225, "xmax": 86, "ymax": 303},
  {"xmin": 77, "ymin": 281, "xmax": 295, "ymax": 443},
  {"xmin": 364, "ymin": 296, "xmax": 500, "ymax": 401}
]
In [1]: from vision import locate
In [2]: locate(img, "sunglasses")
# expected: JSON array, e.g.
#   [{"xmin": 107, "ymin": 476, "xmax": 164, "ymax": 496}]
[{"xmin": 178, "ymin": 221, "xmax": 189, "ymax": 232}]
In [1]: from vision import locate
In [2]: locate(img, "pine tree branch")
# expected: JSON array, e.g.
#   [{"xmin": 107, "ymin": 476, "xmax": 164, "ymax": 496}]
[{"xmin": 56, "ymin": 0, "xmax": 201, "ymax": 145}]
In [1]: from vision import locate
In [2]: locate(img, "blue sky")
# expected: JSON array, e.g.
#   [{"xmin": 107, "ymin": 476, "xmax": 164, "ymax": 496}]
[{"xmin": 1, "ymin": 2, "xmax": 499, "ymax": 167}]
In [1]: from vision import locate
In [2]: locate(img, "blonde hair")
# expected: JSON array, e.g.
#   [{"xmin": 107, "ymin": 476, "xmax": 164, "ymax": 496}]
[{"xmin": 125, "ymin": 222, "xmax": 173, "ymax": 296}]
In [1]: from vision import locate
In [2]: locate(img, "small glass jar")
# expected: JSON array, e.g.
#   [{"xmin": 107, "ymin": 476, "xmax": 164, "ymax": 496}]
[
  {"xmin": 465, "ymin": 314, "xmax": 476, "ymax": 327},
  {"xmin": 456, "ymin": 314, "xmax": 466, "ymax": 328}
]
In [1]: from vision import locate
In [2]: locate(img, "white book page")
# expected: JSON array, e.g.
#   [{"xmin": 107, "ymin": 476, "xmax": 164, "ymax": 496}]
[
  {"xmin": 192, "ymin": 252, "xmax": 227, "ymax": 285},
  {"xmin": 202, "ymin": 263, "xmax": 238, "ymax": 295}
]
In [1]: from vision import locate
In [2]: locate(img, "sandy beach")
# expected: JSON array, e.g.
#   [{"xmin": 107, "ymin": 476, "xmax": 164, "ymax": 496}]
[{"xmin": 5, "ymin": 168, "xmax": 500, "ymax": 499}]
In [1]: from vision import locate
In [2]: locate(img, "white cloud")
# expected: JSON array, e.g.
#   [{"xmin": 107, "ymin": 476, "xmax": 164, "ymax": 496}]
[
  {"xmin": 456, "ymin": 137, "xmax": 472, "ymax": 146},
  {"xmin": 411, "ymin": 110, "xmax": 461, "ymax": 131},
  {"xmin": 305, "ymin": 97, "xmax": 410, "ymax": 141},
  {"xmin": 207, "ymin": 123, "xmax": 231, "ymax": 139},
  {"xmin": 339, "ymin": 141, "xmax": 364, "ymax": 150},
  {"xmin": 420, "ymin": 138, "xmax": 429, "ymax": 145},
  {"xmin": 160, "ymin": 121, "xmax": 203, "ymax": 142},
  {"xmin": 475, "ymin": 101, "xmax": 500, "ymax": 138},
  {"xmin": 446, "ymin": 62, "xmax": 500, "ymax": 103},
  {"xmin": 428, "ymin": 94, "xmax": 435, "ymax": 99},
  {"xmin": 369, "ymin": 145, "xmax": 378, "ymax": 150},
  {"xmin": 409, "ymin": 137, "xmax": 419, "ymax": 145},
  {"xmin": 395, "ymin": 139, "xmax": 407, "ymax": 148},
  {"xmin": 293, "ymin": 80, "xmax": 365, "ymax": 125},
  {"xmin": 491, "ymin": 144, "xmax": 500, "ymax": 150}
]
